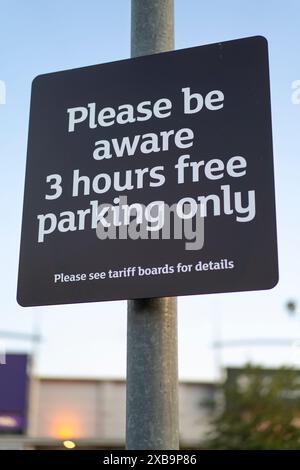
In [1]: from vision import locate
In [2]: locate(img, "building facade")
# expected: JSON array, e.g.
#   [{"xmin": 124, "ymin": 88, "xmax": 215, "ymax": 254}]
[{"xmin": 0, "ymin": 377, "xmax": 217, "ymax": 449}]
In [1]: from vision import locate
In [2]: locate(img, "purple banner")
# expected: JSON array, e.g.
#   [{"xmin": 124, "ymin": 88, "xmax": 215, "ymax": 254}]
[{"xmin": 0, "ymin": 354, "xmax": 29, "ymax": 433}]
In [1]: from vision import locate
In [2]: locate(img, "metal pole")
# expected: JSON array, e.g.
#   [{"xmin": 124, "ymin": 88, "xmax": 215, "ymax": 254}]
[
  {"xmin": 126, "ymin": 0, "xmax": 179, "ymax": 450},
  {"xmin": 131, "ymin": 0, "xmax": 174, "ymax": 57}
]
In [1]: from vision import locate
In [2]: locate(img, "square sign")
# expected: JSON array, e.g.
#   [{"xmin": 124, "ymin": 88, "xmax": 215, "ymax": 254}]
[{"xmin": 17, "ymin": 36, "xmax": 278, "ymax": 307}]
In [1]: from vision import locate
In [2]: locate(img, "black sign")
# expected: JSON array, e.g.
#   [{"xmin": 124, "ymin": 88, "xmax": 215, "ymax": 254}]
[{"xmin": 17, "ymin": 36, "xmax": 278, "ymax": 306}]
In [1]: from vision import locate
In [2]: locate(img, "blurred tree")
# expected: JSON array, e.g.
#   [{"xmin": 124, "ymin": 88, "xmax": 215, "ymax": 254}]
[{"xmin": 205, "ymin": 365, "xmax": 300, "ymax": 449}]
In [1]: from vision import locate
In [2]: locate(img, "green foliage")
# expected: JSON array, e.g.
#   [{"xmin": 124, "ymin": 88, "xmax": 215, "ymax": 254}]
[{"xmin": 205, "ymin": 365, "xmax": 300, "ymax": 450}]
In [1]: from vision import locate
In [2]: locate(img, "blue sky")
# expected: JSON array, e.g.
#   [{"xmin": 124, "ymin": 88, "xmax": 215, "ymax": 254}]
[{"xmin": 0, "ymin": 0, "xmax": 299, "ymax": 381}]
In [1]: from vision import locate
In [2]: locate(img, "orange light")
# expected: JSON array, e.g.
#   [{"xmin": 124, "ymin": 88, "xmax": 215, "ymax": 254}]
[
  {"xmin": 63, "ymin": 440, "xmax": 76, "ymax": 449},
  {"xmin": 50, "ymin": 412, "xmax": 83, "ymax": 439}
]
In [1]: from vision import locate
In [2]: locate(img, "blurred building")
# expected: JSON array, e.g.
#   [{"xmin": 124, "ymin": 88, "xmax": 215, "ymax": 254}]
[
  {"xmin": 0, "ymin": 371, "xmax": 217, "ymax": 450},
  {"xmin": 2, "ymin": 357, "xmax": 299, "ymax": 449}
]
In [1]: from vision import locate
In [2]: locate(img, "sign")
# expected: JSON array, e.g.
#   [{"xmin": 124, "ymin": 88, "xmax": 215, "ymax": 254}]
[{"xmin": 17, "ymin": 36, "xmax": 278, "ymax": 306}]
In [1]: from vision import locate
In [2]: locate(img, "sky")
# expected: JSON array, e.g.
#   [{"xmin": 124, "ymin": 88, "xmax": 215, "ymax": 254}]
[{"xmin": 0, "ymin": 0, "xmax": 300, "ymax": 381}]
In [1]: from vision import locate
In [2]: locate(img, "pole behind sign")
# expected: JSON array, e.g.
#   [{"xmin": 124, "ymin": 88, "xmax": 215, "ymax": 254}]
[{"xmin": 126, "ymin": 0, "xmax": 179, "ymax": 450}]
